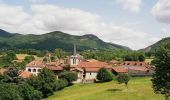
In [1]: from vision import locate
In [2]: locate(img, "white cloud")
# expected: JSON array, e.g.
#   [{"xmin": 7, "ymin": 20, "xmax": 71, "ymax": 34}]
[
  {"xmin": 152, "ymin": 0, "xmax": 170, "ymax": 23},
  {"xmin": 116, "ymin": 0, "xmax": 142, "ymax": 13},
  {"xmin": 0, "ymin": 4, "xmax": 160, "ymax": 50},
  {"xmin": 27, "ymin": 0, "xmax": 45, "ymax": 3}
]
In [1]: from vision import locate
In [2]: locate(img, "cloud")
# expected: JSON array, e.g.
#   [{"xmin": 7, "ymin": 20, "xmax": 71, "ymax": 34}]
[
  {"xmin": 27, "ymin": 0, "xmax": 45, "ymax": 3},
  {"xmin": 116, "ymin": 0, "xmax": 142, "ymax": 13},
  {"xmin": 152, "ymin": 0, "xmax": 170, "ymax": 23},
  {"xmin": 0, "ymin": 4, "xmax": 160, "ymax": 50}
]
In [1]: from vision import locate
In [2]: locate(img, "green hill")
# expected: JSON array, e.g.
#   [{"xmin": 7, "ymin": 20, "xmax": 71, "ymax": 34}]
[
  {"xmin": 140, "ymin": 37, "xmax": 170, "ymax": 53},
  {"xmin": 0, "ymin": 29, "xmax": 130, "ymax": 51}
]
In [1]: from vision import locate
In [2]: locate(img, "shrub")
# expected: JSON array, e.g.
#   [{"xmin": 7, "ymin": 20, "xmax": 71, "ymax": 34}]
[
  {"xmin": 59, "ymin": 71, "xmax": 78, "ymax": 85},
  {"xmin": 0, "ymin": 83, "xmax": 22, "ymax": 100},
  {"xmin": 27, "ymin": 68, "xmax": 56, "ymax": 98},
  {"xmin": 116, "ymin": 73, "xmax": 130, "ymax": 88},
  {"xmin": 97, "ymin": 67, "xmax": 113, "ymax": 82},
  {"xmin": 18, "ymin": 82, "xmax": 43, "ymax": 100},
  {"xmin": 54, "ymin": 79, "xmax": 68, "ymax": 91}
]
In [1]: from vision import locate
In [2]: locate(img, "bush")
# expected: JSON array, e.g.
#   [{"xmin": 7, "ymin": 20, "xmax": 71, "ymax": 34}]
[
  {"xmin": 116, "ymin": 73, "xmax": 130, "ymax": 88},
  {"xmin": 97, "ymin": 68, "xmax": 113, "ymax": 82},
  {"xmin": 18, "ymin": 82, "xmax": 43, "ymax": 100},
  {"xmin": 0, "ymin": 83, "xmax": 22, "ymax": 100},
  {"xmin": 27, "ymin": 68, "xmax": 57, "ymax": 98},
  {"xmin": 54, "ymin": 79, "xmax": 68, "ymax": 91},
  {"xmin": 59, "ymin": 71, "xmax": 78, "ymax": 85}
]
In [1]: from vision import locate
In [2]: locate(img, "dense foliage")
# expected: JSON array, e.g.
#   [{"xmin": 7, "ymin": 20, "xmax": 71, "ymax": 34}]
[
  {"xmin": 151, "ymin": 42, "xmax": 170, "ymax": 100},
  {"xmin": 116, "ymin": 73, "xmax": 130, "ymax": 88},
  {"xmin": 0, "ymin": 67, "xmax": 72, "ymax": 100},
  {"xmin": 59, "ymin": 71, "xmax": 78, "ymax": 85},
  {"xmin": 0, "ymin": 83, "xmax": 22, "ymax": 100},
  {"xmin": 97, "ymin": 68, "xmax": 113, "ymax": 82}
]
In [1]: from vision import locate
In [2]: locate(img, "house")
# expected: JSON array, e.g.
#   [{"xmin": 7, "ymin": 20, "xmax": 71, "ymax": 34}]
[
  {"xmin": 0, "ymin": 68, "xmax": 32, "ymax": 79},
  {"xmin": 71, "ymin": 60, "xmax": 113, "ymax": 83},
  {"xmin": 26, "ymin": 60, "xmax": 46, "ymax": 75},
  {"xmin": 112, "ymin": 66, "xmax": 128, "ymax": 75},
  {"xmin": 26, "ymin": 60, "xmax": 63, "ymax": 75},
  {"xmin": 120, "ymin": 61, "xmax": 153, "ymax": 76},
  {"xmin": 109, "ymin": 60, "xmax": 121, "ymax": 66}
]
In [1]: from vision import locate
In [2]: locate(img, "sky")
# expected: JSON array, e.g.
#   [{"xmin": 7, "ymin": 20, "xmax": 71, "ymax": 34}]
[{"xmin": 0, "ymin": 0, "xmax": 170, "ymax": 50}]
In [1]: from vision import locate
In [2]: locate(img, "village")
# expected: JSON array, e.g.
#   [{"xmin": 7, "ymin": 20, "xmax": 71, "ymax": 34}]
[{"xmin": 0, "ymin": 44, "xmax": 154, "ymax": 83}]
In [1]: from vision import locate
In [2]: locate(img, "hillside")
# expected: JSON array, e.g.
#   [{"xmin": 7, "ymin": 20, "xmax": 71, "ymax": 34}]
[
  {"xmin": 46, "ymin": 77, "xmax": 164, "ymax": 100},
  {"xmin": 0, "ymin": 29, "xmax": 130, "ymax": 52},
  {"xmin": 140, "ymin": 37, "xmax": 170, "ymax": 53}
]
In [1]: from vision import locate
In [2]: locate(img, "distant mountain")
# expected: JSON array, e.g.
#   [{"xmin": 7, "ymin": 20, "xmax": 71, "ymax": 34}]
[
  {"xmin": 0, "ymin": 29, "xmax": 14, "ymax": 37},
  {"xmin": 0, "ymin": 29, "xmax": 131, "ymax": 51},
  {"xmin": 140, "ymin": 37, "xmax": 170, "ymax": 53}
]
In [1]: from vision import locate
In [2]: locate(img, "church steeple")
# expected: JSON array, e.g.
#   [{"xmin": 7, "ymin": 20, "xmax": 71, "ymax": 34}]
[{"xmin": 73, "ymin": 41, "xmax": 77, "ymax": 55}]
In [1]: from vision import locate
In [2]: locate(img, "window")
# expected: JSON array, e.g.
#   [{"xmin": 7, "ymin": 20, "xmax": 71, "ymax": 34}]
[
  {"xmin": 28, "ymin": 69, "xmax": 31, "ymax": 72},
  {"xmin": 33, "ymin": 69, "xmax": 36, "ymax": 72},
  {"xmin": 73, "ymin": 58, "xmax": 76, "ymax": 64}
]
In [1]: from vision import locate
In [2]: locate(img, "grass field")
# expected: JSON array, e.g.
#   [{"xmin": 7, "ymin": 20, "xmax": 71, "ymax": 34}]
[
  {"xmin": 46, "ymin": 77, "xmax": 166, "ymax": 100},
  {"xmin": 16, "ymin": 54, "xmax": 43, "ymax": 61}
]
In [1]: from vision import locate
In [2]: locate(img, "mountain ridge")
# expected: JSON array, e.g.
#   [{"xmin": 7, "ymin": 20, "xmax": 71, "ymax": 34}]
[{"xmin": 0, "ymin": 29, "xmax": 131, "ymax": 51}]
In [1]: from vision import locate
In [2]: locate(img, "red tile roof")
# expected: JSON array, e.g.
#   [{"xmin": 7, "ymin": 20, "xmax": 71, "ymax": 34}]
[
  {"xmin": 47, "ymin": 66, "xmax": 63, "ymax": 71},
  {"xmin": 112, "ymin": 67, "xmax": 128, "ymax": 73},
  {"xmin": 128, "ymin": 66, "xmax": 149, "ymax": 72},
  {"xmin": 78, "ymin": 61, "xmax": 112, "ymax": 68},
  {"xmin": 19, "ymin": 71, "xmax": 33, "ymax": 78},
  {"xmin": 26, "ymin": 60, "xmax": 46, "ymax": 68},
  {"xmin": 77, "ymin": 61, "xmax": 112, "ymax": 72},
  {"xmin": 121, "ymin": 61, "xmax": 150, "ymax": 68}
]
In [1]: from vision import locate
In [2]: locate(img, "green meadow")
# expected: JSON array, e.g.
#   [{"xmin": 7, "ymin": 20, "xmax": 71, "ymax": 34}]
[{"xmin": 46, "ymin": 77, "xmax": 166, "ymax": 100}]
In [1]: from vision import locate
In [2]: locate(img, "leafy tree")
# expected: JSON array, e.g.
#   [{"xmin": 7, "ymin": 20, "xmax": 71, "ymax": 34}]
[
  {"xmin": 4, "ymin": 51, "xmax": 17, "ymax": 62},
  {"xmin": 97, "ymin": 68, "xmax": 113, "ymax": 82},
  {"xmin": 124, "ymin": 55, "xmax": 133, "ymax": 61},
  {"xmin": 24, "ymin": 55, "xmax": 35, "ymax": 63},
  {"xmin": 138, "ymin": 54, "xmax": 145, "ymax": 62},
  {"xmin": 43, "ymin": 57, "xmax": 48, "ymax": 62},
  {"xmin": 116, "ymin": 73, "xmax": 130, "ymax": 88},
  {"xmin": 18, "ymin": 82, "xmax": 43, "ymax": 100},
  {"xmin": 50, "ymin": 56, "xmax": 56, "ymax": 62},
  {"xmin": 3, "ymin": 67, "xmax": 22, "ymax": 84},
  {"xmin": 13, "ymin": 61, "xmax": 27, "ymax": 70},
  {"xmin": 0, "ymin": 83, "xmax": 22, "ymax": 100},
  {"xmin": 151, "ymin": 42, "xmax": 170, "ymax": 100},
  {"xmin": 28, "ymin": 68, "xmax": 56, "ymax": 97},
  {"xmin": 54, "ymin": 79, "xmax": 68, "ymax": 91},
  {"xmin": 59, "ymin": 71, "xmax": 78, "ymax": 85}
]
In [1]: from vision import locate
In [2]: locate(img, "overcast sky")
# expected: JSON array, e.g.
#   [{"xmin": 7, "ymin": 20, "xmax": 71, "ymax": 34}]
[{"xmin": 0, "ymin": 0, "xmax": 170, "ymax": 50}]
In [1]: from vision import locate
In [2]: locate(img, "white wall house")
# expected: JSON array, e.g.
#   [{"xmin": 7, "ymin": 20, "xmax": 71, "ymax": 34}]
[
  {"xmin": 26, "ymin": 67, "xmax": 42, "ymax": 76},
  {"xmin": 26, "ymin": 60, "xmax": 46, "ymax": 76}
]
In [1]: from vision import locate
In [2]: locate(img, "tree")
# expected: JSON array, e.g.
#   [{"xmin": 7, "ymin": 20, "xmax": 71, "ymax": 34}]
[
  {"xmin": 59, "ymin": 71, "xmax": 78, "ymax": 85},
  {"xmin": 18, "ymin": 82, "xmax": 43, "ymax": 100},
  {"xmin": 124, "ymin": 55, "xmax": 133, "ymax": 61},
  {"xmin": 151, "ymin": 42, "xmax": 170, "ymax": 100},
  {"xmin": 116, "ymin": 73, "xmax": 130, "ymax": 88},
  {"xmin": 4, "ymin": 51, "xmax": 17, "ymax": 62},
  {"xmin": 50, "ymin": 56, "xmax": 56, "ymax": 62},
  {"xmin": 24, "ymin": 55, "xmax": 35, "ymax": 63},
  {"xmin": 138, "ymin": 54, "xmax": 145, "ymax": 62},
  {"xmin": 3, "ymin": 67, "xmax": 22, "ymax": 84},
  {"xmin": 97, "ymin": 68, "xmax": 113, "ymax": 82},
  {"xmin": 0, "ymin": 83, "xmax": 22, "ymax": 100},
  {"xmin": 28, "ymin": 68, "xmax": 56, "ymax": 97}
]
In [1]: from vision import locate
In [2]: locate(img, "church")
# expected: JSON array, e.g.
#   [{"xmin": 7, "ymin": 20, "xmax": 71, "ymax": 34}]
[{"xmin": 25, "ymin": 43, "xmax": 127, "ymax": 83}]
